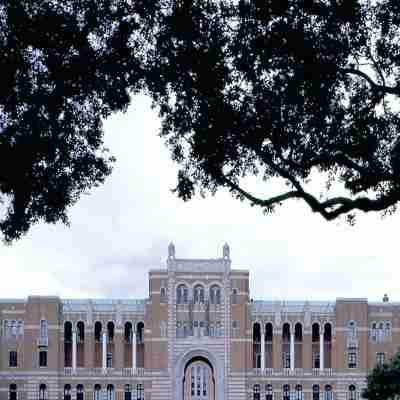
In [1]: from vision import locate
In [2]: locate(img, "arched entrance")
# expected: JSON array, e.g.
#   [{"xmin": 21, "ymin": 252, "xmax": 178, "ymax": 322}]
[
  {"xmin": 183, "ymin": 357, "xmax": 215, "ymax": 400},
  {"xmin": 175, "ymin": 348, "xmax": 224, "ymax": 400}
]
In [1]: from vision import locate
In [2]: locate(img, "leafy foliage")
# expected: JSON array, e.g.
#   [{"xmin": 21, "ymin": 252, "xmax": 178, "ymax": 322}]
[
  {"xmin": 3, "ymin": 0, "xmax": 400, "ymax": 242},
  {"xmin": 363, "ymin": 352, "xmax": 400, "ymax": 400},
  {"xmin": 0, "ymin": 0, "xmax": 156, "ymax": 242},
  {"xmin": 148, "ymin": 0, "xmax": 400, "ymax": 222}
]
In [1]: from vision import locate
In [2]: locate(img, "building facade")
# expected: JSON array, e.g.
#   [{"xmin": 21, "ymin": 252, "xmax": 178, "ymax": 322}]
[{"xmin": 0, "ymin": 243, "xmax": 398, "ymax": 400}]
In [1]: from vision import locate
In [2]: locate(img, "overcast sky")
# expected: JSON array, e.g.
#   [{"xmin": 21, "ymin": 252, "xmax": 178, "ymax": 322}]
[{"xmin": 0, "ymin": 95, "xmax": 398, "ymax": 302}]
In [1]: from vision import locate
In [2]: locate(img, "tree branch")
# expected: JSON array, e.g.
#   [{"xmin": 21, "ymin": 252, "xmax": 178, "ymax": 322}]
[{"xmin": 340, "ymin": 68, "xmax": 400, "ymax": 97}]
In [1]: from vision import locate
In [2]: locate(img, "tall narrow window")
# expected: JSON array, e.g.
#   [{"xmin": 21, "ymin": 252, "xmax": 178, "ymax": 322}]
[
  {"xmin": 347, "ymin": 321, "xmax": 357, "ymax": 338},
  {"xmin": 107, "ymin": 385, "xmax": 115, "ymax": 400},
  {"xmin": 64, "ymin": 321, "xmax": 73, "ymax": 367},
  {"xmin": 312, "ymin": 323, "xmax": 320, "ymax": 369},
  {"xmin": 348, "ymin": 385, "xmax": 356, "ymax": 400},
  {"xmin": 9, "ymin": 384, "xmax": 17, "ymax": 400},
  {"xmin": 376, "ymin": 352, "xmax": 385, "ymax": 366},
  {"xmin": 64, "ymin": 385, "xmax": 71, "ymax": 400},
  {"xmin": 107, "ymin": 353, "xmax": 113, "ymax": 368},
  {"xmin": 136, "ymin": 383, "xmax": 144, "ymax": 400},
  {"xmin": 39, "ymin": 350, "xmax": 47, "ymax": 367},
  {"xmin": 282, "ymin": 323, "xmax": 291, "ymax": 369},
  {"xmin": 77, "ymin": 385, "xmax": 84, "ymax": 400},
  {"xmin": 107, "ymin": 322, "xmax": 115, "ymax": 342},
  {"xmin": 253, "ymin": 384, "xmax": 261, "ymax": 400},
  {"xmin": 94, "ymin": 385, "xmax": 101, "ymax": 400},
  {"xmin": 176, "ymin": 285, "xmax": 188, "ymax": 304},
  {"xmin": 9, "ymin": 351, "xmax": 17, "ymax": 367},
  {"xmin": 253, "ymin": 322, "xmax": 261, "ymax": 369},
  {"xmin": 137, "ymin": 322, "xmax": 144, "ymax": 344},
  {"xmin": 94, "ymin": 322, "xmax": 102, "ymax": 342},
  {"xmin": 194, "ymin": 285, "xmax": 205, "ymax": 304},
  {"xmin": 265, "ymin": 384, "xmax": 273, "ymax": 400},
  {"xmin": 124, "ymin": 385, "xmax": 132, "ymax": 400},
  {"xmin": 40, "ymin": 320, "xmax": 48, "ymax": 338},
  {"xmin": 210, "ymin": 285, "xmax": 221, "ymax": 304},
  {"xmin": 324, "ymin": 385, "xmax": 332, "ymax": 400},
  {"xmin": 295, "ymin": 385, "xmax": 303, "ymax": 400},
  {"xmin": 283, "ymin": 385, "xmax": 290, "ymax": 400},
  {"xmin": 313, "ymin": 385, "xmax": 320, "ymax": 400},
  {"xmin": 265, "ymin": 323, "xmax": 273, "ymax": 369},
  {"xmin": 39, "ymin": 384, "xmax": 47, "ymax": 400},
  {"xmin": 77, "ymin": 321, "xmax": 85, "ymax": 343},
  {"xmin": 124, "ymin": 322, "xmax": 133, "ymax": 343}
]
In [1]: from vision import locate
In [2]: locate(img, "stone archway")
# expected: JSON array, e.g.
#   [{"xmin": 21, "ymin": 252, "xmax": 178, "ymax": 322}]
[
  {"xmin": 183, "ymin": 357, "xmax": 215, "ymax": 400},
  {"xmin": 175, "ymin": 348, "xmax": 224, "ymax": 400}
]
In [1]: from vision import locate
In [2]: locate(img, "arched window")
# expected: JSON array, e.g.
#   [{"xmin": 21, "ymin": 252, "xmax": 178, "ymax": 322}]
[
  {"xmin": 295, "ymin": 323, "xmax": 302, "ymax": 341},
  {"xmin": 124, "ymin": 384, "xmax": 131, "ymax": 400},
  {"xmin": 124, "ymin": 322, "xmax": 133, "ymax": 343},
  {"xmin": 64, "ymin": 385, "xmax": 71, "ymax": 400},
  {"xmin": 77, "ymin": 321, "xmax": 85, "ymax": 343},
  {"xmin": 348, "ymin": 385, "xmax": 356, "ymax": 400},
  {"xmin": 64, "ymin": 322, "xmax": 72, "ymax": 343},
  {"xmin": 136, "ymin": 384, "xmax": 144, "ymax": 400},
  {"xmin": 312, "ymin": 323, "xmax": 320, "ymax": 369},
  {"xmin": 107, "ymin": 385, "xmax": 114, "ymax": 400},
  {"xmin": 39, "ymin": 384, "xmax": 47, "ymax": 400},
  {"xmin": 194, "ymin": 285, "xmax": 205, "ymax": 304},
  {"xmin": 253, "ymin": 384, "xmax": 261, "ymax": 400},
  {"xmin": 283, "ymin": 385, "xmax": 290, "ymax": 400},
  {"xmin": 324, "ymin": 385, "xmax": 332, "ymax": 400},
  {"xmin": 313, "ymin": 385, "xmax": 320, "ymax": 400},
  {"xmin": 295, "ymin": 385, "xmax": 303, "ymax": 400},
  {"xmin": 9, "ymin": 384, "xmax": 17, "ymax": 400},
  {"xmin": 265, "ymin": 384, "xmax": 273, "ymax": 400},
  {"xmin": 210, "ymin": 285, "xmax": 221, "ymax": 304},
  {"xmin": 137, "ymin": 322, "xmax": 144, "ymax": 344},
  {"xmin": 176, "ymin": 284, "xmax": 188, "ymax": 304},
  {"xmin": 107, "ymin": 322, "xmax": 114, "ymax": 342},
  {"xmin": 385, "ymin": 321, "xmax": 392, "ymax": 336},
  {"xmin": 253, "ymin": 322, "xmax": 261, "ymax": 369},
  {"xmin": 265, "ymin": 323, "xmax": 273, "ymax": 341},
  {"xmin": 94, "ymin": 322, "xmax": 102, "ymax": 342},
  {"xmin": 93, "ymin": 385, "xmax": 101, "ymax": 400},
  {"xmin": 160, "ymin": 287, "xmax": 167, "ymax": 303},
  {"xmin": 77, "ymin": 385, "xmax": 84, "ymax": 400},
  {"xmin": 282, "ymin": 323, "xmax": 291, "ymax": 369}
]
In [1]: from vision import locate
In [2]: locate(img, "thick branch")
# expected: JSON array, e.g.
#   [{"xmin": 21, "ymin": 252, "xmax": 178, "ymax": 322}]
[
  {"xmin": 222, "ymin": 175, "xmax": 400, "ymax": 221},
  {"xmin": 340, "ymin": 68, "xmax": 400, "ymax": 97}
]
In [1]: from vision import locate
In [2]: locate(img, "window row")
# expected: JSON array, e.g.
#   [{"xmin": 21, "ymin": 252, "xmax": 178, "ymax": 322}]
[
  {"xmin": 176, "ymin": 284, "xmax": 222, "ymax": 304},
  {"xmin": 8, "ymin": 350, "xmax": 47, "ymax": 368},
  {"xmin": 176, "ymin": 320, "xmax": 224, "ymax": 337},
  {"xmin": 63, "ymin": 321, "xmax": 144, "ymax": 344},
  {"xmin": 2, "ymin": 320, "xmax": 24, "ymax": 337},
  {"xmin": 252, "ymin": 384, "xmax": 357, "ymax": 400},
  {"xmin": 253, "ymin": 322, "xmax": 333, "ymax": 342},
  {"xmin": 369, "ymin": 321, "xmax": 392, "ymax": 342},
  {"xmin": 63, "ymin": 384, "xmax": 144, "ymax": 400}
]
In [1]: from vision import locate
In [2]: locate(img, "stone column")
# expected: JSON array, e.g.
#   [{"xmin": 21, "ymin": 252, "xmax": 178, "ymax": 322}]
[
  {"xmin": 72, "ymin": 329, "xmax": 77, "ymax": 372},
  {"xmin": 290, "ymin": 332, "xmax": 295, "ymax": 371},
  {"xmin": 261, "ymin": 329, "xmax": 265, "ymax": 372},
  {"xmin": 132, "ymin": 331, "xmax": 137, "ymax": 370},
  {"xmin": 320, "ymin": 333, "xmax": 324, "ymax": 371},
  {"xmin": 102, "ymin": 332, "xmax": 107, "ymax": 371}
]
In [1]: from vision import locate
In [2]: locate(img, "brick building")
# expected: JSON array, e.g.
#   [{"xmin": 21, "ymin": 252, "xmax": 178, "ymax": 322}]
[{"xmin": 0, "ymin": 243, "xmax": 397, "ymax": 400}]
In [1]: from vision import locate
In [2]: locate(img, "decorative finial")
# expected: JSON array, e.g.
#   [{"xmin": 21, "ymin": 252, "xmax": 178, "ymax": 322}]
[
  {"xmin": 223, "ymin": 242, "xmax": 230, "ymax": 259},
  {"xmin": 168, "ymin": 242, "xmax": 176, "ymax": 259},
  {"xmin": 383, "ymin": 293, "xmax": 389, "ymax": 302}
]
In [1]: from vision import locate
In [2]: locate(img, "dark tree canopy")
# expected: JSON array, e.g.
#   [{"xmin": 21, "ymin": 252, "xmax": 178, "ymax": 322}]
[
  {"xmin": 3, "ymin": 0, "xmax": 400, "ymax": 242},
  {"xmin": 363, "ymin": 352, "xmax": 400, "ymax": 400},
  {"xmin": 0, "ymin": 0, "xmax": 156, "ymax": 242},
  {"xmin": 149, "ymin": 0, "xmax": 400, "ymax": 223}
]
